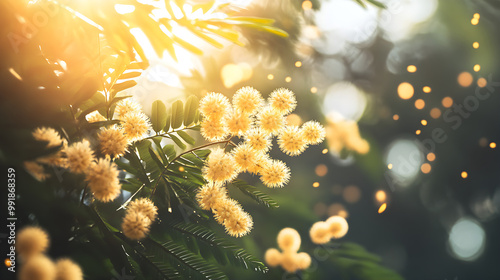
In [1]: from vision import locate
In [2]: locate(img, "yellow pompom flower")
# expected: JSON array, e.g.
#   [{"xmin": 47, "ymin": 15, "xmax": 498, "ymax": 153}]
[
  {"xmin": 115, "ymin": 98, "xmax": 142, "ymax": 119},
  {"xmin": 265, "ymin": 248, "xmax": 282, "ymax": 267},
  {"xmin": 232, "ymin": 143, "xmax": 264, "ymax": 172},
  {"xmin": 226, "ymin": 110, "xmax": 252, "ymax": 136},
  {"xmin": 127, "ymin": 198, "xmax": 158, "ymax": 221},
  {"xmin": 55, "ymin": 258, "xmax": 83, "ymax": 280},
  {"xmin": 122, "ymin": 211, "xmax": 151, "ymax": 240},
  {"xmin": 65, "ymin": 140, "xmax": 95, "ymax": 174},
  {"xmin": 19, "ymin": 255, "xmax": 56, "ymax": 280},
  {"xmin": 309, "ymin": 221, "xmax": 331, "ymax": 244},
  {"xmin": 326, "ymin": 215, "xmax": 349, "ymax": 239},
  {"xmin": 122, "ymin": 112, "xmax": 151, "ymax": 141},
  {"xmin": 244, "ymin": 128, "xmax": 272, "ymax": 152},
  {"xmin": 86, "ymin": 111, "xmax": 106, "ymax": 123},
  {"xmin": 32, "ymin": 127, "xmax": 64, "ymax": 148},
  {"xmin": 98, "ymin": 126, "xmax": 129, "ymax": 159},
  {"xmin": 277, "ymin": 228, "xmax": 301, "ymax": 252},
  {"xmin": 233, "ymin": 86, "xmax": 264, "ymax": 115},
  {"xmin": 212, "ymin": 198, "xmax": 242, "ymax": 225},
  {"xmin": 258, "ymin": 107, "xmax": 286, "ymax": 135},
  {"xmin": 203, "ymin": 148, "xmax": 239, "ymax": 184},
  {"xmin": 277, "ymin": 125, "xmax": 307, "ymax": 156},
  {"xmin": 196, "ymin": 183, "xmax": 228, "ymax": 210},
  {"xmin": 281, "ymin": 252, "xmax": 301, "ymax": 273},
  {"xmin": 24, "ymin": 161, "xmax": 50, "ymax": 181},
  {"xmin": 199, "ymin": 92, "xmax": 231, "ymax": 121},
  {"xmin": 224, "ymin": 210, "xmax": 253, "ymax": 237},
  {"xmin": 201, "ymin": 118, "xmax": 229, "ymax": 142},
  {"xmin": 16, "ymin": 226, "xmax": 49, "ymax": 260},
  {"xmin": 259, "ymin": 160, "xmax": 290, "ymax": 188},
  {"xmin": 85, "ymin": 158, "xmax": 121, "ymax": 202},
  {"xmin": 301, "ymin": 121, "xmax": 326, "ymax": 145},
  {"xmin": 295, "ymin": 252, "xmax": 311, "ymax": 270},
  {"xmin": 268, "ymin": 88, "xmax": 297, "ymax": 115}
]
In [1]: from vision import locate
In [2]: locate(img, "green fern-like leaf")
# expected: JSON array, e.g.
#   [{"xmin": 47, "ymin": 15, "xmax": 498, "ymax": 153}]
[{"xmin": 232, "ymin": 179, "xmax": 279, "ymax": 208}]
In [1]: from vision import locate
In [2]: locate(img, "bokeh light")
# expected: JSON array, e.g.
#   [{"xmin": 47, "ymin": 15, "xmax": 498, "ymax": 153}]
[
  {"xmin": 442, "ymin": 97, "xmax": 453, "ymax": 108},
  {"xmin": 375, "ymin": 190, "xmax": 387, "ymax": 203},
  {"xmin": 461, "ymin": 171, "xmax": 468, "ymax": 179},
  {"xmin": 448, "ymin": 218, "xmax": 485, "ymax": 261},
  {"xmin": 315, "ymin": 164, "xmax": 328, "ymax": 177},
  {"xmin": 343, "ymin": 185, "xmax": 361, "ymax": 203},
  {"xmin": 398, "ymin": 82, "xmax": 414, "ymax": 100},
  {"xmin": 421, "ymin": 163, "xmax": 431, "ymax": 174},
  {"xmin": 407, "ymin": 65, "xmax": 417, "ymax": 73},
  {"xmin": 423, "ymin": 86, "xmax": 431, "ymax": 93},
  {"xmin": 385, "ymin": 139, "xmax": 424, "ymax": 186},
  {"xmin": 430, "ymin": 108, "xmax": 442, "ymax": 119},
  {"xmin": 427, "ymin": 153, "xmax": 436, "ymax": 162},
  {"xmin": 415, "ymin": 99, "xmax": 425, "ymax": 110},
  {"xmin": 457, "ymin": 72, "xmax": 473, "ymax": 87},
  {"xmin": 323, "ymin": 82, "xmax": 367, "ymax": 121}
]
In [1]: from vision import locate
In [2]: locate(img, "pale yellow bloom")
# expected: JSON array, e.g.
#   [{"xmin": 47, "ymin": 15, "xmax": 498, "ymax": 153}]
[
  {"xmin": 55, "ymin": 258, "xmax": 83, "ymax": 280},
  {"xmin": 326, "ymin": 215, "xmax": 349, "ymax": 239},
  {"xmin": 122, "ymin": 112, "xmax": 151, "ymax": 141},
  {"xmin": 277, "ymin": 228, "xmax": 301, "ymax": 252},
  {"xmin": 281, "ymin": 252, "xmax": 301, "ymax": 273},
  {"xmin": 224, "ymin": 210, "xmax": 253, "ymax": 237},
  {"xmin": 232, "ymin": 143, "xmax": 264, "ymax": 172},
  {"xmin": 258, "ymin": 107, "xmax": 286, "ymax": 135},
  {"xmin": 201, "ymin": 119, "xmax": 228, "ymax": 142},
  {"xmin": 301, "ymin": 121, "xmax": 325, "ymax": 145},
  {"xmin": 268, "ymin": 88, "xmax": 296, "ymax": 115},
  {"xmin": 24, "ymin": 161, "xmax": 50, "ymax": 181},
  {"xmin": 199, "ymin": 92, "xmax": 231, "ymax": 121},
  {"xmin": 98, "ymin": 126, "xmax": 129, "ymax": 159},
  {"xmin": 309, "ymin": 221, "xmax": 331, "ymax": 244},
  {"xmin": 122, "ymin": 211, "xmax": 151, "ymax": 240},
  {"xmin": 277, "ymin": 125, "xmax": 307, "ymax": 156},
  {"xmin": 326, "ymin": 117, "xmax": 370, "ymax": 155},
  {"xmin": 86, "ymin": 111, "xmax": 106, "ymax": 123},
  {"xmin": 264, "ymin": 248, "xmax": 282, "ymax": 267},
  {"xmin": 203, "ymin": 148, "xmax": 239, "ymax": 184},
  {"xmin": 244, "ymin": 128, "xmax": 272, "ymax": 152},
  {"xmin": 115, "ymin": 98, "xmax": 142, "ymax": 119},
  {"xmin": 127, "ymin": 198, "xmax": 158, "ymax": 221},
  {"xmin": 19, "ymin": 255, "xmax": 56, "ymax": 280},
  {"xmin": 295, "ymin": 252, "xmax": 311, "ymax": 270},
  {"xmin": 212, "ymin": 198, "xmax": 241, "ymax": 225},
  {"xmin": 16, "ymin": 226, "xmax": 49, "ymax": 260},
  {"xmin": 226, "ymin": 110, "xmax": 252, "ymax": 136},
  {"xmin": 65, "ymin": 140, "xmax": 95, "ymax": 174},
  {"xmin": 196, "ymin": 183, "xmax": 228, "ymax": 210},
  {"xmin": 85, "ymin": 158, "xmax": 121, "ymax": 202},
  {"xmin": 233, "ymin": 86, "xmax": 264, "ymax": 115},
  {"xmin": 259, "ymin": 160, "xmax": 290, "ymax": 188},
  {"xmin": 32, "ymin": 127, "xmax": 64, "ymax": 148}
]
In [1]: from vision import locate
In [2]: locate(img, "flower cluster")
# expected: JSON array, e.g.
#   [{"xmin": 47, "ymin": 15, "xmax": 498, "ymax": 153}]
[
  {"xmin": 325, "ymin": 114, "xmax": 369, "ymax": 155},
  {"xmin": 264, "ymin": 228, "xmax": 311, "ymax": 273},
  {"xmin": 17, "ymin": 226, "xmax": 83, "ymax": 280},
  {"xmin": 121, "ymin": 198, "xmax": 158, "ymax": 240},
  {"xmin": 28, "ymin": 98, "xmax": 152, "ymax": 203},
  {"xmin": 309, "ymin": 215, "xmax": 349, "ymax": 244},
  {"xmin": 197, "ymin": 87, "xmax": 325, "ymax": 236}
]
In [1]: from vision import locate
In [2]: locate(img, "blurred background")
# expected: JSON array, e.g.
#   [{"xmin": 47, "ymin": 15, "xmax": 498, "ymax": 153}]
[{"xmin": 2, "ymin": 0, "xmax": 500, "ymax": 279}]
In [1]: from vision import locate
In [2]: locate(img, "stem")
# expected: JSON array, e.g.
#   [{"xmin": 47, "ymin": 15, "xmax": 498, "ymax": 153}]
[
  {"xmin": 151, "ymin": 139, "xmax": 232, "ymax": 196},
  {"xmin": 80, "ymin": 186, "xmax": 88, "ymax": 206},
  {"xmin": 141, "ymin": 125, "xmax": 200, "ymax": 141}
]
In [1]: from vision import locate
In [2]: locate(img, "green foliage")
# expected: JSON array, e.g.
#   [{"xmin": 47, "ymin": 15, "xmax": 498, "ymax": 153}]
[
  {"xmin": 231, "ymin": 180, "xmax": 279, "ymax": 208},
  {"xmin": 353, "ymin": 0, "xmax": 386, "ymax": 8}
]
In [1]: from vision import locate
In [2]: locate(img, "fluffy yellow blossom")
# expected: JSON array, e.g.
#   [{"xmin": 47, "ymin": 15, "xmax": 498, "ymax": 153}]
[
  {"xmin": 264, "ymin": 248, "xmax": 282, "ymax": 267},
  {"xmin": 268, "ymin": 88, "xmax": 296, "ymax": 115},
  {"xmin": 65, "ymin": 140, "xmax": 94, "ymax": 174},
  {"xmin": 55, "ymin": 259, "xmax": 83, "ymax": 280},
  {"xmin": 278, "ymin": 125, "xmax": 307, "ymax": 156},
  {"xmin": 277, "ymin": 227, "xmax": 301, "ymax": 252},
  {"xmin": 232, "ymin": 143, "xmax": 264, "ymax": 172},
  {"xmin": 24, "ymin": 161, "xmax": 50, "ymax": 181},
  {"xmin": 122, "ymin": 112, "xmax": 150, "ymax": 141},
  {"xmin": 224, "ymin": 210, "xmax": 253, "ymax": 237},
  {"xmin": 32, "ymin": 127, "xmax": 64, "ymax": 148},
  {"xmin": 326, "ymin": 117, "xmax": 370, "ymax": 155},
  {"xmin": 212, "ymin": 198, "xmax": 241, "ymax": 225},
  {"xmin": 86, "ymin": 111, "xmax": 106, "ymax": 123},
  {"xmin": 244, "ymin": 128, "xmax": 272, "ymax": 152},
  {"xmin": 226, "ymin": 111, "xmax": 252, "ymax": 136},
  {"xmin": 233, "ymin": 86, "xmax": 264, "ymax": 115},
  {"xmin": 201, "ymin": 118, "xmax": 228, "ymax": 142},
  {"xmin": 196, "ymin": 183, "xmax": 228, "ymax": 210},
  {"xmin": 326, "ymin": 215, "xmax": 349, "ymax": 239},
  {"xmin": 259, "ymin": 160, "xmax": 290, "ymax": 188},
  {"xmin": 127, "ymin": 198, "xmax": 158, "ymax": 221},
  {"xmin": 98, "ymin": 126, "xmax": 129, "ymax": 159},
  {"xmin": 203, "ymin": 148, "xmax": 239, "ymax": 184},
  {"xmin": 115, "ymin": 98, "xmax": 142, "ymax": 119},
  {"xmin": 301, "ymin": 121, "xmax": 326, "ymax": 145},
  {"xmin": 19, "ymin": 255, "xmax": 56, "ymax": 280},
  {"xmin": 199, "ymin": 92, "xmax": 231, "ymax": 121},
  {"xmin": 16, "ymin": 226, "xmax": 49, "ymax": 260},
  {"xmin": 309, "ymin": 221, "xmax": 331, "ymax": 244},
  {"xmin": 258, "ymin": 107, "xmax": 286, "ymax": 135},
  {"xmin": 85, "ymin": 158, "xmax": 121, "ymax": 202},
  {"xmin": 122, "ymin": 211, "xmax": 151, "ymax": 240},
  {"xmin": 265, "ymin": 228, "xmax": 311, "ymax": 273}
]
